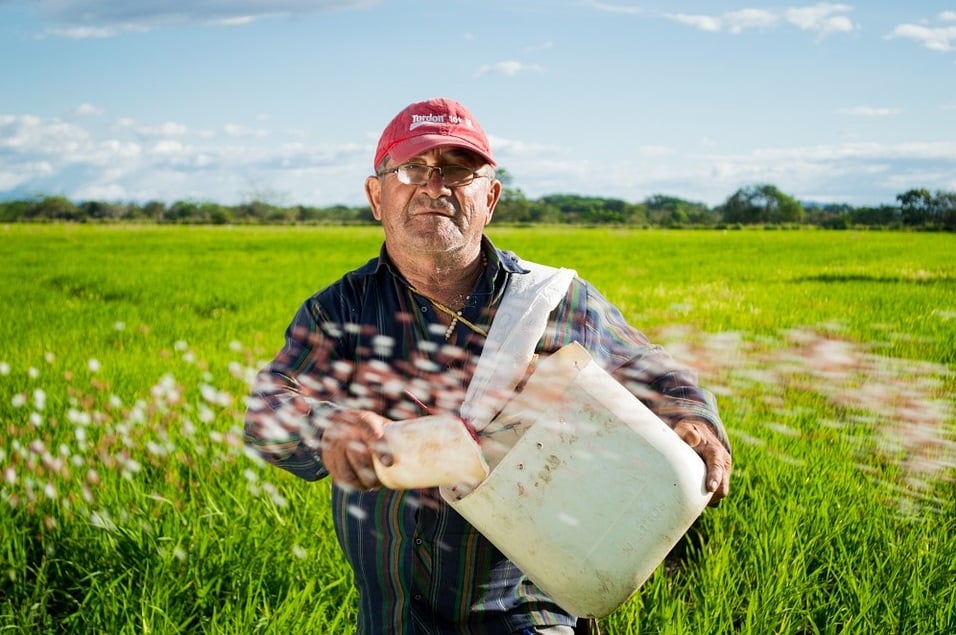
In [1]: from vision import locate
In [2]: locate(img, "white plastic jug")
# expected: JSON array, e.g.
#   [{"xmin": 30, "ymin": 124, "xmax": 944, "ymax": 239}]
[
  {"xmin": 372, "ymin": 414, "xmax": 489, "ymax": 490},
  {"xmin": 441, "ymin": 342, "xmax": 712, "ymax": 618}
]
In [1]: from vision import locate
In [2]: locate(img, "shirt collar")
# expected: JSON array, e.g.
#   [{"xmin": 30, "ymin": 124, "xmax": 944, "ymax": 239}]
[{"xmin": 363, "ymin": 235, "xmax": 531, "ymax": 278}]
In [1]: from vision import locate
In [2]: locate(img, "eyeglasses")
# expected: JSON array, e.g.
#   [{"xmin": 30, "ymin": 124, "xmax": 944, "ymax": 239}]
[{"xmin": 377, "ymin": 163, "xmax": 490, "ymax": 188}]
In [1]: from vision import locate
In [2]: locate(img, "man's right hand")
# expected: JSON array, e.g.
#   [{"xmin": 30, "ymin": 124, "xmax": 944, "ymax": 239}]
[{"xmin": 321, "ymin": 409, "xmax": 394, "ymax": 490}]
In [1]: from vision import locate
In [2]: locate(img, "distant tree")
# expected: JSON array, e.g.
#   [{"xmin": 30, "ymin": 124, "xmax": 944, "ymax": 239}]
[
  {"xmin": 142, "ymin": 200, "xmax": 167, "ymax": 222},
  {"xmin": 166, "ymin": 200, "xmax": 202, "ymax": 223},
  {"xmin": 0, "ymin": 199, "xmax": 32, "ymax": 222},
  {"xmin": 528, "ymin": 201, "xmax": 563, "ymax": 223},
  {"xmin": 897, "ymin": 188, "xmax": 934, "ymax": 226},
  {"xmin": 493, "ymin": 167, "xmax": 534, "ymax": 223},
  {"xmin": 849, "ymin": 204, "xmax": 900, "ymax": 227},
  {"xmin": 80, "ymin": 200, "xmax": 119, "ymax": 220},
  {"xmin": 719, "ymin": 184, "xmax": 805, "ymax": 224},
  {"xmin": 202, "ymin": 202, "xmax": 233, "ymax": 225},
  {"xmin": 645, "ymin": 194, "xmax": 711, "ymax": 226},
  {"xmin": 535, "ymin": 194, "xmax": 641, "ymax": 224},
  {"xmin": 235, "ymin": 199, "xmax": 272, "ymax": 223},
  {"xmin": 32, "ymin": 195, "xmax": 80, "ymax": 221},
  {"xmin": 934, "ymin": 190, "xmax": 956, "ymax": 230}
]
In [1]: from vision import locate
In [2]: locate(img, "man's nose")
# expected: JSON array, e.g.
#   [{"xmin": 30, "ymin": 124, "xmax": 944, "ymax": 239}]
[{"xmin": 424, "ymin": 168, "xmax": 450, "ymax": 194}]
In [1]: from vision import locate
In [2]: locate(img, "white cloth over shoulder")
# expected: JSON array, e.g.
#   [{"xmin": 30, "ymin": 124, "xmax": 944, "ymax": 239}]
[{"xmin": 459, "ymin": 260, "xmax": 576, "ymax": 430}]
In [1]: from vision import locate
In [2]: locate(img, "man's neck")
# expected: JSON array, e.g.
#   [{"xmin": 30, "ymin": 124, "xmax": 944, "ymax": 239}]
[{"xmin": 392, "ymin": 247, "xmax": 485, "ymax": 309}]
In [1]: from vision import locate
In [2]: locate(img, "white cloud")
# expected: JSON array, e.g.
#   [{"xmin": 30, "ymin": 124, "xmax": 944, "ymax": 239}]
[
  {"xmin": 507, "ymin": 139, "xmax": 956, "ymax": 207},
  {"xmin": 30, "ymin": 0, "xmax": 380, "ymax": 38},
  {"xmin": 223, "ymin": 123, "xmax": 268, "ymax": 138},
  {"xmin": 668, "ymin": 14, "xmax": 722, "ymax": 32},
  {"xmin": 886, "ymin": 22, "xmax": 956, "ymax": 52},
  {"xmin": 0, "ymin": 109, "xmax": 372, "ymax": 204},
  {"xmin": 486, "ymin": 136, "xmax": 561, "ymax": 159},
  {"xmin": 151, "ymin": 140, "xmax": 187, "ymax": 155},
  {"xmin": 635, "ymin": 145, "xmax": 676, "ymax": 157},
  {"xmin": 3, "ymin": 110, "xmax": 955, "ymax": 208},
  {"xmin": 137, "ymin": 122, "xmax": 190, "ymax": 138},
  {"xmin": 723, "ymin": 9, "xmax": 778, "ymax": 34},
  {"xmin": 75, "ymin": 182, "xmax": 129, "ymax": 201},
  {"xmin": 785, "ymin": 4, "xmax": 856, "ymax": 37},
  {"xmin": 584, "ymin": 1, "xmax": 645, "ymax": 16},
  {"xmin": 475, "ymin": 61, "xmax": 544, "ymax": 77},
  {"xmin": 69, "ymin": 103, "xmax": 104, "ymax": 117},
  {"xmin": 835, "ymin": 106, "xmax": 902, "ymax": 117},
  {"xmin": 666, "ymin": 4, "xmax": 855, "ymax": 37}
]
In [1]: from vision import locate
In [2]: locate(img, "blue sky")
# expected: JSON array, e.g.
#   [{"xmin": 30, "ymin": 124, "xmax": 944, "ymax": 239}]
[{"xmin": 1, "ymin": 1, "xmax": 954, "ymax": 208}]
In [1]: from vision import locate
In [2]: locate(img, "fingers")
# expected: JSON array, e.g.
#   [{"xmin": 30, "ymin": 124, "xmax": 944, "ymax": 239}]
[
  {"xmin": 673, "ymin": 419, "xmax": 732, "ymax": 506},
  {"xmin": 322, "ymin": 410, "xmax": 393, "ymax": 490}
]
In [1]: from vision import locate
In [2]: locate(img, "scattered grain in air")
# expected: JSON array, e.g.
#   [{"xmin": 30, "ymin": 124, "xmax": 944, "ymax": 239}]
[{"xmin": 347, "ymin": 504, "xmax": 369, "ymax": 521}]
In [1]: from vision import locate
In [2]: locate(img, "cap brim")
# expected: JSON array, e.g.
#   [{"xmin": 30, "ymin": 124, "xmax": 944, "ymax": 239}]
[{"xmin": 385, "ymin": 134, "xmax": 496, "ymax": 167}]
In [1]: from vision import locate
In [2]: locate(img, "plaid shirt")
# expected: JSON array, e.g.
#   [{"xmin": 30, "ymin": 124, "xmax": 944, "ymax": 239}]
[{"xmin": 244, "ymin": 237, "xmax": 727, "ymax": 634}]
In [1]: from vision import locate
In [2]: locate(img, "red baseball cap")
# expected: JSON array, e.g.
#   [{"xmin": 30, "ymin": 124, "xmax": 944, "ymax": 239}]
[{"xmin": 373, "ymin": 97, "xmax": 496, "ymax": 169}]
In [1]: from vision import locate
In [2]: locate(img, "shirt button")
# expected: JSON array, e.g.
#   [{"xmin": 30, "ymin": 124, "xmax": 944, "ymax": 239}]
[
  {"xmin": 414, "ymin": 594, "xmax": 423, "ymax": 601},
  {"xmin": 414, "ymin": 538, "xmax": 423, "ymax": 545}
]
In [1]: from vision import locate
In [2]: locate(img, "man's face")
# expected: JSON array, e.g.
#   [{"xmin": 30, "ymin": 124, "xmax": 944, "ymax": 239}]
[{"xmin": 365, "ymin": 147, "xmax": 501, "ymax": 258}]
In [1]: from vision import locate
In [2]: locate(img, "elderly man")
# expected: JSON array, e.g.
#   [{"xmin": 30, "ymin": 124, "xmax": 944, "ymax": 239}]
[{"xmin": 244, "ymin": 97, "xmax": 731, "ymax": 634}]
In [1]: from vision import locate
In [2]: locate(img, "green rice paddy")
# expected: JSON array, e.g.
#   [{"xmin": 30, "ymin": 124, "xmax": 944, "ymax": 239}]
[{"xmin": 1, "ymin": 224, "xmax": 954, "ymax": 633}]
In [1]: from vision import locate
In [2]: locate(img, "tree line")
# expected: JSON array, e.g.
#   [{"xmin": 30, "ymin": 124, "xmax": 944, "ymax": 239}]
[{"xmin": 2, "ymin": 170, "xmax": 954, "ymax": 230}]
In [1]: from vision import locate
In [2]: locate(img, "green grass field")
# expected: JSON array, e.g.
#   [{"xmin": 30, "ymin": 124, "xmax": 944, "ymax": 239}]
[{"xmin": 2, "ymin": 224, "xmax": 954, "ymax": 633}]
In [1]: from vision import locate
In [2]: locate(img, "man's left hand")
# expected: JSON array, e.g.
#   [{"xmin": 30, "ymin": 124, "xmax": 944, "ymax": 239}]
[{"xmin": 673, "ymin": 419, "xmax": 731, "ymax": 505}]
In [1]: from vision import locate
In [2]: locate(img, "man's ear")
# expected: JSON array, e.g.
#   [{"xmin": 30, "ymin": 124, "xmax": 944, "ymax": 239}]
[
  {"xmin": 365, "ymin": 175, "xmax": 383, "ymax": 221},
  {"xmin": 484, "ymin": 178, "xmax": 502, "ymax": 225}
]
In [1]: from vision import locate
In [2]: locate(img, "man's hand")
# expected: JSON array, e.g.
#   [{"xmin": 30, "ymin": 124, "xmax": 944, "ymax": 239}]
[
  {"xmin": 321, "ymin": 409, "xmax": 394, "ymax": 490},
  {"xmin": 673, "ymin": 419, "xmax": 732, "ymax": 505}
]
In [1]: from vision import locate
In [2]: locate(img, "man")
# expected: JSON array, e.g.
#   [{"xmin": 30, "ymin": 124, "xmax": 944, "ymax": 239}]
[{"xmin": 244, "ymin": 97, "xmax": 732, "ymax": 634}]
